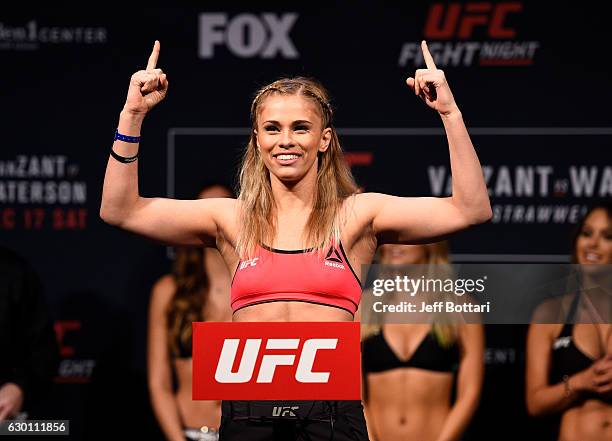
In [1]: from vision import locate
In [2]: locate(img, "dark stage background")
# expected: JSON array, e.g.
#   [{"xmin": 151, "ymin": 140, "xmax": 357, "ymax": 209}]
[{"xmin": 1, "ymin": 2, "xmax": 610, "ymax": 439}]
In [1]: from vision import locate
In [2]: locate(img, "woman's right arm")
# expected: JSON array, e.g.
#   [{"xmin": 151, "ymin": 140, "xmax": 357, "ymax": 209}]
[
  {"xmin": 100, "ymin": 41, "xmax": 231, "ymax": 246},
  {"xmin": 525, "ymin": 324, "xmax": 602, "ymax": 416},
  {"xmin": 147, "ymin": 275, "xmax": 185, "ymax": 441},
  {"xmin": 434, "ymin": 324, "xmax": 484, "ymax": 441}
]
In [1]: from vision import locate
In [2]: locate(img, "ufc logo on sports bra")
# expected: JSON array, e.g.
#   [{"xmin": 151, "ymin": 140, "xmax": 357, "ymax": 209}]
[
  {"xmin": 238, "ymin": 258, "xmax": 259, "ymax": 270},
  {"xmin": 553, "ymin": 336, "xmax": 571, "ymax": 350},
  {"xmin": 192, "ymin": 322, "xmax": 360, "ymax": 400}
]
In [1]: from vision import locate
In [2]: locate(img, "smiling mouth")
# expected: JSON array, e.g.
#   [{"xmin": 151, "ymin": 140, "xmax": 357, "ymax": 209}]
[
  {"xmin": 583, "ymin": 252, "xmax": 603, "ymax": 263},
  {"xmin": 275, "ymin": 154, "xmax": 300, "ymax": 160}
]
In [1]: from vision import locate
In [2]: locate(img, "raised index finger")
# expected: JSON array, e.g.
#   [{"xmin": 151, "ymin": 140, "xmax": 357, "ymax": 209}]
[
  {"xmin": 146, "ymin": 40, "xmax": 160, "ymax": 70},
  {"xmin": 421, "ymin": 40, "xmax": 437, "ymax": 70}
]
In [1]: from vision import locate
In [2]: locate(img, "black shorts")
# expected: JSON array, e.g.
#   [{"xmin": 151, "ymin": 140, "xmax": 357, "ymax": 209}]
[{"xmin": 219, "ymin": 400, "xmax": 370, "ymax": 441}]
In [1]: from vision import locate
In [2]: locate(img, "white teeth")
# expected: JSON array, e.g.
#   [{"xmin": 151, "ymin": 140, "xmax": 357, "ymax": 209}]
[
  {"xmin": 585, "ymin": 252, "xmax": 601, "ymax": 262},
  {"xmin": 277, "ymin": 154, "xmax": 299, "ymax": 160}
]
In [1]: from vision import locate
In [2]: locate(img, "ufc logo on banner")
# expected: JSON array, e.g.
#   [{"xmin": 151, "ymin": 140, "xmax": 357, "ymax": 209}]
[
  {"xmin": 192, "ymin": 322, "xmax": 360, "ymax": 400},
  {"xmin": 215, "ymin": 338, "xmax": 338, "ymax": 383},
  {"xmin": 199, "ymin": 13, "xmax": 299, "ymax": 59},
  {"xmin": 425, "ymin": 2, "xmax": 522, "ymax": 39}
]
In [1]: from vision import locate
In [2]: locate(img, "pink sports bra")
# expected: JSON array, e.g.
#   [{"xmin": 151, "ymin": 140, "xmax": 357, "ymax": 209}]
[{"xmin": 231, "ymin": 243, "xmax": 362, "ymax": 314}]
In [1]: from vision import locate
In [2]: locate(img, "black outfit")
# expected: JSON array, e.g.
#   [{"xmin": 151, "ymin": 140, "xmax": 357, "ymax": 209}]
[
  {"xmin": 361, "ymin": 327, "xmax": 460, "ymax": 375},
  {"xmin": 0, "ymin": 247, "xmax": 59, "ymax": 411},
  {"xmin": 361, "ymin": 327, "xmax": 459, "ymax": 406},
  {"xmin": 549, "ymin": 292, "xmax": 596, "ymax": 386},
  {"xmin": 220, "ymin": 400, "xmax": 369, "ymax": 441},
  {"xmin": 218, "ymin": 328, "xmax": 370, "ymax": 440},
  {"xmin": 541, "ymin": 292, "xmax": 601, "ymax": 441}
]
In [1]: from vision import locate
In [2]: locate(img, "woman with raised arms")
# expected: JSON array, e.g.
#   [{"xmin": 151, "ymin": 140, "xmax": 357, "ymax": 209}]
[{"xmin": 100, "ymin": 40, "xmax": 491, "ymax": 441}]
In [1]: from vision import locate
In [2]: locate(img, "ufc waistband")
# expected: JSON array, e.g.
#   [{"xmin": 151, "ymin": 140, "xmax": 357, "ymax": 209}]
[
  {"xmin": 220, "ymin": 400, "xmax": 370, "ymax": 441},
  {"xmin": 222, "ymin": 400, "xmax": 347, "ymax": 422}
]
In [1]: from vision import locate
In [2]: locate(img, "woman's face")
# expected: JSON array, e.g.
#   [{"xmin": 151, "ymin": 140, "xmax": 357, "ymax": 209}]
[
  {"xmin": 575, "ymin": 208, "xmax": 612, "ymax": 264},
  {"xmin": 255, "ymin": 94, "xmax": 331, "ymax": 184},
  {"xmin": 380, "ymin": 244, "xmax": 429, "ymax": 265}
]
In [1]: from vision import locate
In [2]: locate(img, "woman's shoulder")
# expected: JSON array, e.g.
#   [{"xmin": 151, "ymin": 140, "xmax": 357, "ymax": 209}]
[
  {"xmin": 345, "ymin": 192, "xmax": 408, "ymax": 219},
  {"xmin": 531, "ymin": 295, "xmax": 568, "ymax": 324},
  {"xmin": 341, "ymin": 192, "xmax": 386, "ymax": 220},
  {"xmin": 211, "ymin": 197, "xmax": 241, "ymax": 222},
  {"xmin": 150, "ymin": 273, "xmax": 177, "ymax": 305},
  {"xmin": 350, "ymin": 192, "xmax": 385, "ymax": 206},
  {"xmin": 528, "ymin": 296, "xmax": 566, "ymax": 343},
  {"xmin": 201, "ymin": 196, "xmax": 239, "ymax": 213}
]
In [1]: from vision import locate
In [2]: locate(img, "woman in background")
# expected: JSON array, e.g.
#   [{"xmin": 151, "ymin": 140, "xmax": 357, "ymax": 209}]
[
  {"xmin": 526, "ymin": 204, "xmax": 612, "ymax": 441},
  {"xmin": 361, "ymin": 242, "xmax": 484, "ymax": 441},
  {"xmin": 148, "ymin": 184, "xmax": 233, "ymax": 441}
]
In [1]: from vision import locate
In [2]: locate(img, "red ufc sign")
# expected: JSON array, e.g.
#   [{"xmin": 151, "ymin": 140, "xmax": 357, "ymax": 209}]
[
  {"xmin": 345, "ymin": 152, "xmax": 373, "ymax": 167},
  {"xmin": 54, "ymin": 320, "xmax": 81, "ymax": 357},
  {"xmin": 425, "ymin": 2, "xmax": 522, "ymax": 39},
  {"xmin": 192, "ymin": 322, "xmax": 360, "ymax": 400}
]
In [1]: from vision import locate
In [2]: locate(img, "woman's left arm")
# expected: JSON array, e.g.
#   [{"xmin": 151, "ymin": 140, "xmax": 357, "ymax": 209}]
[
  {"xmin": 435, "ymin": 324, "xmax": 485, "ymax": 441},
  {"xmin": 363, "ymin": 41, "xmax": 491, "ymax": 244}
]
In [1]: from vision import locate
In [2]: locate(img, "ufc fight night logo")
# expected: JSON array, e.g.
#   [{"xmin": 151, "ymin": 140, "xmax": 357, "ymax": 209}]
[
  {"xmin": 424, "ymin": 2, "xmax": 522, "ymax": 39},
  {"xmin": 192, "ymin": 322, "xmax": 360, "ymax": 400},
  {"xmin": 398, "ymin": 2, "xmax": 540, "ymax": 67},
  {"xmin": 199, "ymin": 13, "xmax": 299, "ymax": 59}
]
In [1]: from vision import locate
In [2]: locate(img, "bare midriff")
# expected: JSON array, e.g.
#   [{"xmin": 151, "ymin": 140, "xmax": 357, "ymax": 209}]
[
  {"xmin": 367, "ymin": 368, "xmax": 454, "ymax": 441},
  {"xmin": 232, "ymin": 300, "xmax": 354, "ymax": 322},
  {"xmin": 174, "ymin": 358, "xmax": 222, "ymax": 430},
  {"xmin": 558, "ymin": 400, "xmax": 612, "ymax": 441}
]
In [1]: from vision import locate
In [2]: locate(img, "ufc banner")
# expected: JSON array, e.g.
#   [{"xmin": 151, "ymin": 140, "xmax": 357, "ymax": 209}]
[{"xmin": 192, "ymin": 322, "xmax": 360, "ymax": 400}]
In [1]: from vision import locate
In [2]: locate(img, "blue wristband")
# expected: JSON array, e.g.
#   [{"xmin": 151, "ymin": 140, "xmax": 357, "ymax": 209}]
[{"xmin": 114, "ymin": 129, "xmax": 141, "ymax": 143}]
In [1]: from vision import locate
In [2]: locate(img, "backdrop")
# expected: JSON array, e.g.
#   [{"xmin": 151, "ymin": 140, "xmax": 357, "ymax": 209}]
[{"xmin": 1, "ymin": 2, "xmax": 610, "ymax": 439}]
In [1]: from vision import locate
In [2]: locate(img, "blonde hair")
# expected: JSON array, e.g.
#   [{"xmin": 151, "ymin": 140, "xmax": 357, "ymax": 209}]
[
  {"xmin": 361, "ymin": 241, "xmax": 459, "ymax": 347},
  {"xmin": 236, "ymin": 77, "xmax": 358, "ymax": 258}
]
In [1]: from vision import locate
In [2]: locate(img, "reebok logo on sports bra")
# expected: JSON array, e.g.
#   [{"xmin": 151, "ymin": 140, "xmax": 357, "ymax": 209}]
[{"xmin": 324, "ymin": 247, "xmax": 345, "ymax": 269}]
